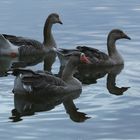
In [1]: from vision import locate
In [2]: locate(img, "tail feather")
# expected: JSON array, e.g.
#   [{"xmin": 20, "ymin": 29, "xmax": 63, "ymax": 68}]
[
  {"xmin": 56, "ymin": 49, "xmax": 69, "ymax": 66},
  {"xmin": 56, "ymin": 48, "xmax": 79, "ymax": 66},
  {"xmin": 0, "ymin": 34, "xmax": 11, "ymax": 49},
  {"xmin": 9, "ymin": 68, "xmax": 38, "ymax": 76}
]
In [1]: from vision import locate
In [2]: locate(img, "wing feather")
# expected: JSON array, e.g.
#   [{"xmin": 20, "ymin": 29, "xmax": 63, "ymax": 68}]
[{"xmin": 77, "ymin": 46, "xmax": 109, "ymax": 63}]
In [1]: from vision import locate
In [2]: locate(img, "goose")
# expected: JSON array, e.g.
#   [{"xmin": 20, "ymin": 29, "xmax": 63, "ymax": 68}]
[
  {"xmin": 11, "ymin": 52, "xmax": 91, "ymax": 95},
  {"xmin": 58, "ymin": 29, "xmax": 131, "ymax": 66},
  {"xmin": 0, "ymin": 13, "xmax": 62, "ymax": 71}
]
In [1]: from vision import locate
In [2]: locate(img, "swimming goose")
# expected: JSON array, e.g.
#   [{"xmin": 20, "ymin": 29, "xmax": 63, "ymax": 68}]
[
  {"xmin": 11, "ymin": 52, "xmax": 90, "ymax": 95},
  {"xmin": 58, "ymin": 29, "xmax": 131, "ymax": 66},
  {"xmin": 1, "ymin": 13, "xmax": 62, "ymax": 71}
]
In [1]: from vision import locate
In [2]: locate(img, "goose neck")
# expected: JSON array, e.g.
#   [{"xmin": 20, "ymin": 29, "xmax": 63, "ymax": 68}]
[
  {"xmin": 107, "ymin": 36, "xmax": 117, "ymax": 57},
  {"xmin": 43, "ymin": 20, "xmax": 56, "ymax": 47},
  {"xmin": 61, "ymin": 61, "xmax": 76, "ymax": 81}
]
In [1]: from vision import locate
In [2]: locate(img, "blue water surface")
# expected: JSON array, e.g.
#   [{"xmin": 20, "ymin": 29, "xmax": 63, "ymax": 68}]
[{"xmin": 0, "ymin": 0, "xmax": 140, "ymax": 140}]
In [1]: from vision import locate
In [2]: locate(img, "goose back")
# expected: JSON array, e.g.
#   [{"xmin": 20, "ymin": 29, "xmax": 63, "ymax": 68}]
[
  {"xmin": 13, "ymin": 69, "xmax": 69, "ymax": 95},
  {"xmin": 3, "ymin": 34, "xmax": 44, "ymax": 55},
  {"xmin": 77, "ymin": 46, "xmax": 109, "ymax": 64}
]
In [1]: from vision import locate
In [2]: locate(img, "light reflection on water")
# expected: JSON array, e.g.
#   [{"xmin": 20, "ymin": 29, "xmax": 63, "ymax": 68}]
[{"xmin": 0, "ymin": 0, "xmax": 140, "ymax": 140}]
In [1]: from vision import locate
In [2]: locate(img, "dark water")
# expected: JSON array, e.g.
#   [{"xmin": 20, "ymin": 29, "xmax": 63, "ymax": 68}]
[{"xmin": 0, "ymin": 0, "xmax": 140, "ymax": 140}]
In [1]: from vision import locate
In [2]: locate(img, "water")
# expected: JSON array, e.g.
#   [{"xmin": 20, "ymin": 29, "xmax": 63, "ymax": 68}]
[{"xmin": 0, "ymin": 0, "xmax": 140, "ymax": 139}]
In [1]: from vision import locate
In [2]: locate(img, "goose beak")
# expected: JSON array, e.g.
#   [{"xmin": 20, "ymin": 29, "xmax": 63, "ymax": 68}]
[
  {"xmin": 80, "ymin": 54, "xmax": 91, "ymax": 64},
  {"xmin": 58, "ymin": 19, "xmax": 63, "ymax": 24},
  {"xmin": 123, "ymin": 34, "xmax": 131, "ymax": 40}
]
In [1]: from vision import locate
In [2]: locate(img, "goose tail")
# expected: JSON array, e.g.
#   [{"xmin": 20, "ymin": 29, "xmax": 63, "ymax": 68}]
[
  {"xmin": 56, "ymin": 48, "xmax": 69, "ymax": 66},
  {"xmin": 0, "ymin": 34, "xmax": 18, "ymax": 57},
  {"xmin": 7, "ymin": 68, "xmax": 38, "ymax": 76},
  {"xmin": 56, "ymin": 48, "xmax": 79, "ymax": 66},
  {"xmin": 0, "ymin": 34, "xmax": 11, "ymax": 49}
]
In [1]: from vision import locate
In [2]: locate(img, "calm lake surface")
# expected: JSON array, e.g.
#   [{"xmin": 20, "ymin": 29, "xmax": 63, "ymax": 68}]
[{"xmin": 0, "ymin": 0, "xmax": 140, "ymax": 140}]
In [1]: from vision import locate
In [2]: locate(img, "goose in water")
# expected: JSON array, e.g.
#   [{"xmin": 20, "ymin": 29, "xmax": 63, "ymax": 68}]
[
  {"xmin": 0, "ymin": 13, "xmax": 62, "ymax": 71},
  {"xmin": 11, "ymin": 52, "xmax": 91, "ymax": 95},
  {"xmin": 58, "ymin": 29, "xmax": 131, "ymax": 66}
]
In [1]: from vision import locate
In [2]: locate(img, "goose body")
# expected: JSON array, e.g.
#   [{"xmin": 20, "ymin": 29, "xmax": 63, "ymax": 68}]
[
  {"xmin": 0, "ymin": 13, "xmax": 62, "ymax": 71},
  {"xmin": 58, "ymin": 29, "xmax": 131, "ymax": 66},
  {"xmin": 12, "ymin": 52, "xmax": 90, "ymax": 95}
]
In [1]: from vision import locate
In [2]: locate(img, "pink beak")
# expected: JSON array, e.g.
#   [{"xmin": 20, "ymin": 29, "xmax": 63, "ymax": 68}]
[{"xmin": 80, "ymin": 54, "xmax": 91, "ymax": 64}]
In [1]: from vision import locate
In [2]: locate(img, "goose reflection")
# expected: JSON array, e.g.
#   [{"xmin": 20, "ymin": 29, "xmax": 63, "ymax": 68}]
[
  {"xmin": 106, "ymin": 65, "xmax": 130, "ymax": 95},
  {"xmin": 0, "ymin": 54, "xmax": 45, "ymax": 77},
  {"xmin": 74, "ymin": 65, "xmax": 130, "ymax": 95},
  {"xmin": 0, "ymin": 56, "xmax": 18, "ymax": 77},
  {"xmin": 9, "ymin": 89, "xmax": 90, "ymax": 122}
]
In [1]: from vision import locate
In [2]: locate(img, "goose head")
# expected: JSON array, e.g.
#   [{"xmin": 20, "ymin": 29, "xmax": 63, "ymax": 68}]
[
  {"xmin": 47, "ymin": 13, "xmax": 63, "ymax": 25},
  {"xmin": 108, "ymin": 29, "xmax": 131, "ymax": 41}
]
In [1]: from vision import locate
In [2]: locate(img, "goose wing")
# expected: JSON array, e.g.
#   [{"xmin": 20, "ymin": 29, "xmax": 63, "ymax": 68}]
[
  {"xmin": 3, "ymin": 34, "xmax": 44, "ymax": 55},
  {"xmin": 22, "ymin": 73, "xmax": 66, "ymax": 88},
  {"xmin": 77, "ymin": 46, "xmax": 109, "ymax": 63},
  {"xmin": 22, "ymin": 74, "xmax": 68, "ymax": 95},
  {"xmin": 57, "ymin": 48, "xmax": 79, "ymax": 55},
  {"xmin": 3, "ymin": 34, "xmax": 43, "ymax": 49},
  {"xmin": 12, "ymin": 69, "xmax": 68, "ymax": 95}
]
